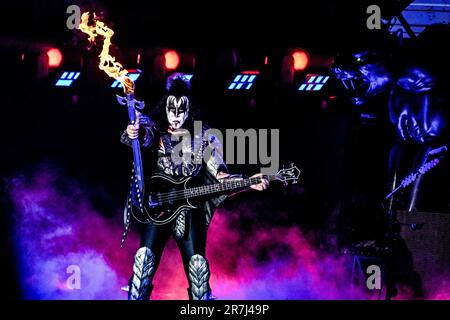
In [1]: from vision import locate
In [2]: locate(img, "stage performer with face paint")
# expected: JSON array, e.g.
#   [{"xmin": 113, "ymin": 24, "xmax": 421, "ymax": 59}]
[{"xmin": 120, "ymin": 73, "xmax": 269, "ymax": 300}]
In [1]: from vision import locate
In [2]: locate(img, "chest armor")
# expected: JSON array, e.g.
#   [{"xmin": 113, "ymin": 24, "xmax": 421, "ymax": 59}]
[{"xmin": 155, "ymin": 131, "xmax": 206, "ymax": 178}]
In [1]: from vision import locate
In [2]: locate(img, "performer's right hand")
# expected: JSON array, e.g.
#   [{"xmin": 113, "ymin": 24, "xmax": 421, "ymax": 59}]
[
  {"xmin": 126, "ymin": 115, "xmax": 140, "ymax": 139},
  {"xmin": 123, "ymin": 76, "xmax": 135, "ymax": 94}
]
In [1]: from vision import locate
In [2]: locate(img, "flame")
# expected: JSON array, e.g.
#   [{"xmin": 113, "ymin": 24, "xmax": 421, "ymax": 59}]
[{"xmin": 78, "ymin": 12, "xmax": 133, "ymax": 93}]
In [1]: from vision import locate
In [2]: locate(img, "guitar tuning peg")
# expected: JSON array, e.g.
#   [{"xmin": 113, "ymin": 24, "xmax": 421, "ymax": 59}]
[
  {"xmin": 283, "ymin": 181, "xmax": 288, "ymax": 187},
  {"xmin": 293, "ymin": 179, "xmax": 298, "ymax": 184}
]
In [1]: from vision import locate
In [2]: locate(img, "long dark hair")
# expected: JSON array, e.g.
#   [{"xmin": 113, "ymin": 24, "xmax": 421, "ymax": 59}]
[{"xmin": 149, "ymin": 74, "xmax": 203, "ymax": 133}]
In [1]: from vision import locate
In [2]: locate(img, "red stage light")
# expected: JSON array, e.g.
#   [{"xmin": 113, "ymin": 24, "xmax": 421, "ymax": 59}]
[
  {"xmin": 241, "ymin": 70, "xmax": 260, "ymax": 75},
  {"xmin": 292, "ymin": 50, "xmax": 309, "ymax": 71},
  {"xmin": 164, "ymin": 50, "xmax": 180, "ymax": 70},
  {"xmin": 47, "ymin": 48, "xmax": 63, "ymax": 68}
]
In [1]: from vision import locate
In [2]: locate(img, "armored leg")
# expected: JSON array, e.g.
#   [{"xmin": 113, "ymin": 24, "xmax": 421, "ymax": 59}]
[
  {"xmin": 188, "ymin": 254, "xmax": 214, "ymax": 300},
  {"xmin": 128, "ymin": 246, "xmax": 156, "ymax": 300}
]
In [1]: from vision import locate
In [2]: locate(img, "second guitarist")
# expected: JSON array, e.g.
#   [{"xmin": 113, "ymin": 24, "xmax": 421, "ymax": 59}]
[{"xmin": 120, "ymin": 73, "xmax": 269, "ymax": 300}]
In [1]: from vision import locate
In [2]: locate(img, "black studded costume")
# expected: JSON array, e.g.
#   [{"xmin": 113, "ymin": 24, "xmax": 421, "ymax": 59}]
[{"xmin": 120, "ymin": 75, "xmax": 245, "ymax": 300}]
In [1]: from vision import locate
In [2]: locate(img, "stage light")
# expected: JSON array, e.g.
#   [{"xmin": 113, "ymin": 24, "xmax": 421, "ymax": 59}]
[
  {"xmin": 47, "ymin": 48, "xmax": 63, "ymax": 68},
  {"xmin": 228, "ymin": 71, "xmax": 259, "ymax": 90},
  {"xmin": 390, "ymin": 0, "xmax": 450, "ymax": 38},
  {"xmin": 164, "ymin": 50, "xmax": 180, "ymax": 70},
  {"xmin": 111, "ymin": 70, "xmax": 141, "ymax": 88},
  {"xmin": 55, "ymin": 71, "xmax": 80, "ymax": 87},
  {"xmin": 292, "ymin": 50, "xmax": 309, "ymax": 71},
  {"xmin": 298, "ymin": 74, "xmax": 329, "ymax": 91}
]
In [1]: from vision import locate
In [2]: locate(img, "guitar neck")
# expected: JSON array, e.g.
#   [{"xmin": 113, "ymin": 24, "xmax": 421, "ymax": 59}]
[{"xmin": 185, "ymin": 175, "xmax": 276, "ymax": 199}]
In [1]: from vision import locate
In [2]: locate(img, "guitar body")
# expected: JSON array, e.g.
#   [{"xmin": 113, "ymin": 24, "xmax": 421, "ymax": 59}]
[{"xmin": 131, "ymin": 174, "xmax": 200, "ymax": 225}]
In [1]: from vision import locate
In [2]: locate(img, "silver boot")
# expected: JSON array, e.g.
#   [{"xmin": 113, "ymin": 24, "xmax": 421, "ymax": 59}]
[{"xmin": 128, "ymin": 247, "xmax": 156, "ymax": 300}]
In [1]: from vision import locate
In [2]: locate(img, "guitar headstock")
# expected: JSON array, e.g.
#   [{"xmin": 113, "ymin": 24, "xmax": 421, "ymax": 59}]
[{"xmin": 275, "ymin": 163, "xmax": 301, "ymax": 186}]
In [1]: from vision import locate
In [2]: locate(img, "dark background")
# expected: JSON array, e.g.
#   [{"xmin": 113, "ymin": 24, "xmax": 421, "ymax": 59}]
[{"xmin": 1, "ymin": 0, "xmax": 445, "ymax": 299}]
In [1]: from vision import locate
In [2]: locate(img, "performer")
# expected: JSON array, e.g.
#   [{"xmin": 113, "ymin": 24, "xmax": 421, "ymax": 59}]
[{"xmin": 120, "ymin": 74, "xmax": 269, "ymax": 300}]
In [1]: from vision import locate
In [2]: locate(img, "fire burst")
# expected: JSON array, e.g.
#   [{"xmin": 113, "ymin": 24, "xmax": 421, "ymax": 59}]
[{"xmin": 78, "ymin": 12, "xmax": 134, "ymax": 93}]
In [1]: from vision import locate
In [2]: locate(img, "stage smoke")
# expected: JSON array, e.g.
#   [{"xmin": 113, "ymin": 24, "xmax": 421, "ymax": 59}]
[{"xmin": 6, "ymin": 165, "xmax": 448, "ymax": 299}]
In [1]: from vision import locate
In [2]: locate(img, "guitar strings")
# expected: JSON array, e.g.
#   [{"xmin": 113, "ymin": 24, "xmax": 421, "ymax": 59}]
[
  {"xmin": 142, "ymin": 173, "xmax": 286, "ymax": 205},
  {"xmin": 155, "ymin": 178, "xmax": 262, "ymax": 203},
  {"xmin": 148, "ymin": 177, "xmax": 270, "ymax": 205},
  {"xmin": 133, "ymin": 171, "xmax": 296, "ymax": 219}
]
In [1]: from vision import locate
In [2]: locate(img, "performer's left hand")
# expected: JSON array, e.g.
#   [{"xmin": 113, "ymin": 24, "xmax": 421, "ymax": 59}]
[{"xmin": 250, "ymin": 173, "xmax": 269, "ymax": 191}]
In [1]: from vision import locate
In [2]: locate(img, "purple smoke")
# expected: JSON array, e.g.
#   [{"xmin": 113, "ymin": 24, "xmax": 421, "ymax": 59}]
[
  {"xmin": 8, "ymin": 168, "xmax": 136, "ymax": 299},
  {"xmin": 6, "ymin": 167, "xmax": 449, "ymax": 299}
]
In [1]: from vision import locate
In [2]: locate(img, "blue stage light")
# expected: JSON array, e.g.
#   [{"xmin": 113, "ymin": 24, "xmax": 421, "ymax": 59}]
[
  {"xmin": 228, "ymin": 71, "xmax": 259, "ymax": 90},
  {"xmin": 313, "ymin": 84, "xmax": 324, "ymax": 91},
  {"xmin": 111, "ymin": 72, "xmax": 141, "ymax": 88},
  {"xmin": 55, "ymin": 80, "xmax": 73, "ymax": 87},
  {"xmin": 298, "ymin": 74, "xmax": 330, "ymax": 91},
  {"xmin": 55, "ymin": 71, "xmax": 81, "ymax": 87}
]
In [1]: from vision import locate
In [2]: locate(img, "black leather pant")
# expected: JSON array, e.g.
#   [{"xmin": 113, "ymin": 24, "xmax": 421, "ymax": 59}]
[{"xmin": 138, "ymin": 208, "xmax": 208, "ymax": 281}]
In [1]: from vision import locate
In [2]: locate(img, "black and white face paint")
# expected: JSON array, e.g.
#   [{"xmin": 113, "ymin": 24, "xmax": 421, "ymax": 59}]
[{"xmin": 166, "ymin": 95, "xmax": 189, "ymax": 130}]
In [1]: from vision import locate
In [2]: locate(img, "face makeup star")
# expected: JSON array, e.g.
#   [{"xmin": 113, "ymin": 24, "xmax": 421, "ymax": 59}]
[{"xmin": 166, "ymin": 95, "xmax": 189, "ymax": 130}]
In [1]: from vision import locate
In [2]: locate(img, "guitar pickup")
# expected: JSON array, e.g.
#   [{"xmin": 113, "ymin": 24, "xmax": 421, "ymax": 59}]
[{"xmin": 148, "ymin": 194, "xmax": 159, "ymax": 208}]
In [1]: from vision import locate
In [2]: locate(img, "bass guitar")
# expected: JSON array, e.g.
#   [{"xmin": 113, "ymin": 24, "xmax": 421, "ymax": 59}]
[{"xmin": 130, "ymin": 164, "xmax": 301, "ymax": 224}]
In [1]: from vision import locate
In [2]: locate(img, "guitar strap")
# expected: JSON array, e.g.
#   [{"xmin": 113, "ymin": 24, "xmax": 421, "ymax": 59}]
[{"xmin": 121, "ymin": 165, "xmax": 139, "ymax": 247}]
